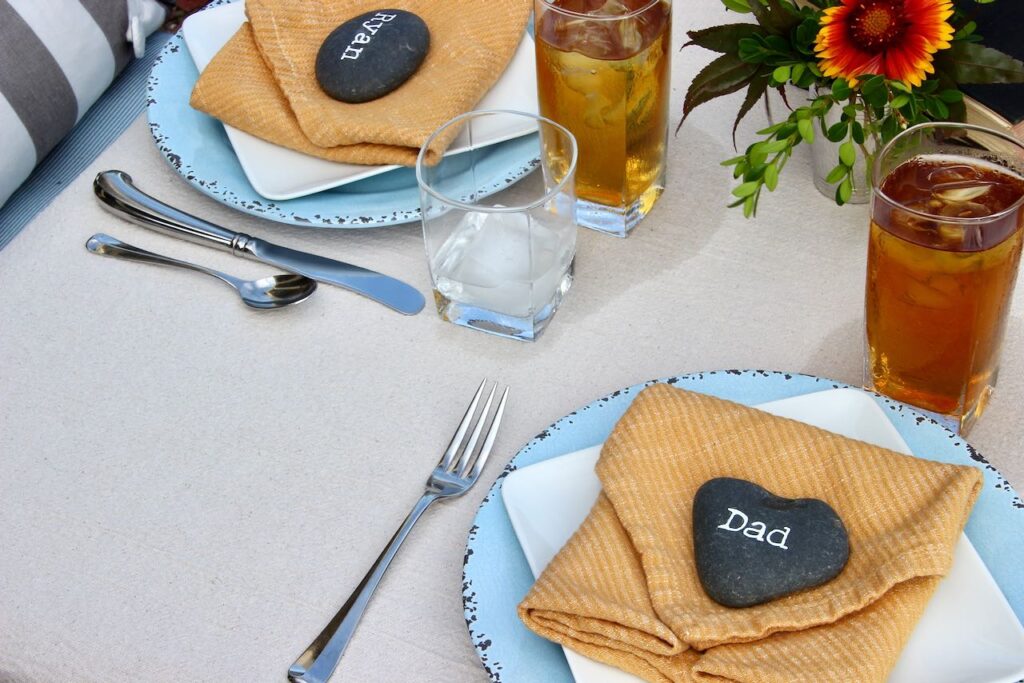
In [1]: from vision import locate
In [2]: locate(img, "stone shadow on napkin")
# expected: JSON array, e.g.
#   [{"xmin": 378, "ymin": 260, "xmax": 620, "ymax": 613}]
[
  {"xmin": 189, "ymin": 0, "xmax": 530, "ymax": 166},
  {"xmin": 518, "ymin": 384, "xmax": 983, "ymax": 683}
]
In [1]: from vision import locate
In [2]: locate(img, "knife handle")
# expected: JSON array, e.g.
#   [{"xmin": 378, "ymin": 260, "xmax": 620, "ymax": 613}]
[{"xmin": 94, "ymin": 170, "xmax": 254, "ymax": 256}]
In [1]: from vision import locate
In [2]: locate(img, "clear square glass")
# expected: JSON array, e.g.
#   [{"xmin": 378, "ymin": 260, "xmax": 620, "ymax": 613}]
[{"xmin": 416, "ymin": 110, "xmax": 578, "ymax": 341}]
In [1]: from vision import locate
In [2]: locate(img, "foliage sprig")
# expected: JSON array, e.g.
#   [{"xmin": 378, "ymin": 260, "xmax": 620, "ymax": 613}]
[{"xmin": 681, "ymin": 0, "xmax": 1024, "ymax": 216}]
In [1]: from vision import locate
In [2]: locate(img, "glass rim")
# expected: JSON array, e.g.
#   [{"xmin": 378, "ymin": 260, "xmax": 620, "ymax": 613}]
[
  {"xmin": 872, "ymin": 121, "xmax": 1024, "ymax": 226},
  {"xmin": 537, "ymin": 0, "xmax": 664, "ymax": 21},
  {"xmin": 415, "ymin": 109, "xmax": 578, "ymax": 214}
]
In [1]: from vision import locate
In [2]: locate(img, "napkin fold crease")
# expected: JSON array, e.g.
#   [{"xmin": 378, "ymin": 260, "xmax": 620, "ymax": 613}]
[{"xmin": 518, "ymin": 385, "xmax": 983, "ymax": 683}]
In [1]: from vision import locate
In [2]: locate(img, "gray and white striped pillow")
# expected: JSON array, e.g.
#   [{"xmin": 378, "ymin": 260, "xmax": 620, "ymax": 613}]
[{"xmin": 0, "ymin": 0, "xmax": 162, "ymax": 207}]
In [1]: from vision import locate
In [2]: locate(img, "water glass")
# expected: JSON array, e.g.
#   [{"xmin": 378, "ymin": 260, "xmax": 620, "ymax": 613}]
[
  {"xmin": 416, "ymin": 110, "xmax": 578, "ymax": 341},
  {"xmin": 866, "ymin": 122, "xmax": 1024, "ymax": 434}
]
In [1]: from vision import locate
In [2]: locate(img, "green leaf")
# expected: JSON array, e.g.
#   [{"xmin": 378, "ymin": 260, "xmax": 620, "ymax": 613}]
[
  {"xmin": 851, "ymin": 121, "xmax": 865, "ymax": 144},
  {"xmin": 938, "ymin": 89, "xmax": 964, "ymax": 103},
  {"xmin": 837, "ymin": 177, "xmax": 853, "ymax": 204},
  {"xmin": 889, "ymin": 80, "xmax": 912, "ymax": 93},
  {"xmin": 732, "ymin": 180, "xmax": 761, "ymax": 198},
  {"xmin": 738, "ymin": 37, "xmax": 767, "ymax": 63},
  {"xmin": 890, "ymin": 94, "xmax": 910, "ymax": 109},
  {"xmin": 764, "ymin": 163, "xmax": 779, "ymax": 191},
  {"xmin": 861, "ymin": 76, "xmax": 888, "ymax": 109},
  {"xmin": 722, "ymin": 0, "xmax": 753, "ymax": 13},
  {"xmin": 720, "ymin": 155, "xmax": 746, "ymax": 166},
  {"xmin": 745, "ymin": 193, "xmax": 761, "ymax": 218},
  {"xmin": 826, "ymin": 121, "xmax": 848, "ymax": 142},
  {"xmin": 775, "ymin": 122, "xmax": 798, "ymax": 139},
  {"xmin": 797, "ymin": 117, "xmax": 815, "ymax": 142},
  {"xmin": 790, "ymin": 63, "xmax": 805, "ymax": 84},
  {"xmin": 758, "ymin": 138, "xmax": 791, "ymax": 153},
  {"xmin": 755, "ymin": 121, "xmax": 785, "ymax": 135},
  {"xmin": 795, "ymin": 19, "xmax": 818, "ymax": 49},
  {"xmin": 825, "ymin": 164, "xmax": 848, "ymax": 184},
  {"xmin": 955, "ymin": 21, "xmax": 977, "ymax": 40},
  {"xmin": 747, "ymin": 0, "xmax": 801, "ymax": 35},
  {"xmin": 685, "ymin": 24, "xmax": 763, "ymax": 54},
  {"xmin": 839, "ymin": 140, "xmax": 856, "ymax": 166},
  {"xmin": 682, "ymin": 53, "xmax": 760, "ymax": 121},
  {"xmin": 925, "ymin": 97, "xmax": 950, "ymax": 120},
  {"xmin": 763, "ymin": 35, "xmax": 791, "ymax": 53},
  {"xmin": 772, "ymin": 65, "xmax": 791, "ymax": 83},
  {"xmin": 831, "ymin": 78, "xmax": 852, "ymax": 99},
  {"xmin": 880, "ymin": 114, "xmax": 899, "ymax": 141},
  {"xmin": 941, "ymin": 42, "xmax": 1024, "ymax": 84}
]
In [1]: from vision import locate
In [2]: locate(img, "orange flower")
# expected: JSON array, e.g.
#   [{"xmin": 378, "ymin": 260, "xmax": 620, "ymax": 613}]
[{"xmin": 815, "ymin": 0, "xmax": 955, "ymax": 87}]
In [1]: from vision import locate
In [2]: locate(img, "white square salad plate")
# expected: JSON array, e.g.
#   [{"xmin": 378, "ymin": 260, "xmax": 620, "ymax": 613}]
[
  {"xmin": 503, "ymin": 388, "xmax": 1024, "ymax": 683},
  {"xmin": 182, "ymin": 1, "xmax": 538, "ymax": 200}
]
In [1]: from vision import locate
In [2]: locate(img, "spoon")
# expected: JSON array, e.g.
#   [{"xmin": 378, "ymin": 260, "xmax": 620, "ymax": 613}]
[{"xmin": 86, "ymin": 233, "xmax": 317, "ymax": 310}]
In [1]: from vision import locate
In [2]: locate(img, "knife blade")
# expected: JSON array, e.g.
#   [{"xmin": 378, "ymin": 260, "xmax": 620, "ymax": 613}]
[{"xmin": 94, "ymin": 170, "xmax": 425, "ymax": 315}]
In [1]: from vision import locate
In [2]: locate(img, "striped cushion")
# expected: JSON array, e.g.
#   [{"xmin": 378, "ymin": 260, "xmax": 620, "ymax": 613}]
[{"xmin": 0, "ymin": 0, "xmax": 163, "ymax": 207}]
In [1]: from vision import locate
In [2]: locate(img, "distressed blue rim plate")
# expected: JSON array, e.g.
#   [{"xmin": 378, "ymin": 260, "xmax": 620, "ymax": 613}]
[
  {"xmin": 145, "ymin": 30, "xmax": 538, "ymax": 228},
  {"xmin": 462, "ymin": 370, "xmax": 1024, "ymax": 682}
]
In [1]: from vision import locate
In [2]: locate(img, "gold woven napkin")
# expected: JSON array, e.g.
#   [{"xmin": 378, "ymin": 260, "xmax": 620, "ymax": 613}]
[
  {"xmin": 189, "ymin": 0, "xmax": 531, "ymax": 166},
  {"xmin": 518, "ymin": 384, "xmax": 983, "ymax": 683}
]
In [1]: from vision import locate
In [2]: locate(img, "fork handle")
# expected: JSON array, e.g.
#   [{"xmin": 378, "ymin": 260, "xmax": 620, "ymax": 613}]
[{"xmin": 288, "ymin": 493, "xmax": 439, "ymax": 683}]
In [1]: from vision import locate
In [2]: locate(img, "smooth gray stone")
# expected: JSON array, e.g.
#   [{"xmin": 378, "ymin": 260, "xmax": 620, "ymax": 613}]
[
  {"xmin": 692, "ymin": 477, "xmax": 849, "ymax": 608},
  {"xmin": 315, "ymin": 9, "xmax": 430, "ymax": 104}
]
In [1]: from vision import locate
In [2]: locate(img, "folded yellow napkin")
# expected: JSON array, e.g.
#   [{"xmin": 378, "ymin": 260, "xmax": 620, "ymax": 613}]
[
  {"xmin": 518, "ymin": 384, "xmax": 983, "ymax": 683},
  {"xmin": 189, "ymin": 0, "xmax": 531, "ymax": 166}
]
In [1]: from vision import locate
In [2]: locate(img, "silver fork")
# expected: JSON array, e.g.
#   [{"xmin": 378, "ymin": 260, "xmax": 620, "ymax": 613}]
[{"xmin": 288, "ymin": 380, "xmax": 510, "ymax": 683}]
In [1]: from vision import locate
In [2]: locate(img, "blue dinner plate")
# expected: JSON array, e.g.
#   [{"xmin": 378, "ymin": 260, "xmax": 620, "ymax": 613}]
[
  {"xmin": 462, "ymin": 369, "xmax": 1024, "ymax": 681},
  {"xmin": 146, "ymin": 30, "xmax": 538, "ymax": 228}
]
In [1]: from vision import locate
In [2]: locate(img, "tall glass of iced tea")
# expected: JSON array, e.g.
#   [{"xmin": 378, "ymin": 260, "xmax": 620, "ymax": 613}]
[
  {"xmin": 534, "ymin": 0, "xmax": 671, "ymax": 237},
  {"xmin": 867, "ymin": 123, "xmax": 1024, "ymax": 434}
]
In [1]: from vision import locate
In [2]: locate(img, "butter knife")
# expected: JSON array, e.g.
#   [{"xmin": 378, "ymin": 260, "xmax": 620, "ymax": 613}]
[{"xmin": 94, "ymin": 170, "xmax": 425, "ymax": 315}]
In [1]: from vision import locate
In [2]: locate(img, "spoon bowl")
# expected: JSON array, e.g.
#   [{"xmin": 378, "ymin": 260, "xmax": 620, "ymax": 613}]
[
  {"xmin": 86, "ymin": 233, "xmax": 317, "ymax": 309},
  {"xmin": 238, "ymin": 273, "xmax": 319, "ymax": 309}
]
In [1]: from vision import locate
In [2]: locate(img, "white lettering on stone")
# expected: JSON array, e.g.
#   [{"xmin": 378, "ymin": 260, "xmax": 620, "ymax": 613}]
[
  {"xmin": 337, "ymin": 13, "xmax": 399, "ymax": 62},
  {"xmin": 340, "ymin": 45, "xmax": 363, "ymax": 61},
  {"xmin": 743, "ymin": 521, "xmax": 767, "ymax": 542},
  {"xmin": 766, "ymin": 527, "xmax": 791, "ymax": 550},
  {"xmin": 717, "ymin": 508, "xmax": 748, "ymax": 532},
  {"xmin": 716, "ymin": 507, "xmax": 790, "ymax": 550}
]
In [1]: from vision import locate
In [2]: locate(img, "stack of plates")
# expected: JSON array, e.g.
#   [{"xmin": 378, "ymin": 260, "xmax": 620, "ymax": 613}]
[
  {"xmin": 462, "ymin": 371, "xmax": 1024, "ymax": 682},
  {"xmin": 147, "ymin": 0, "xmax": 540, "ymax": 228}
]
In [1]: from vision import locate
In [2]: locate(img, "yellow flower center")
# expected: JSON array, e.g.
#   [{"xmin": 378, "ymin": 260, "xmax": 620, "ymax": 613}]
[{"xmin": 848, "ymin": 1, "xmax": 906, "ymax": 52}]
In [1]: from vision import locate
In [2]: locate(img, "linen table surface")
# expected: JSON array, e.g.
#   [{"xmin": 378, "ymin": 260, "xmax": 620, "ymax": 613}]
[{"xmin": 1, "ymin": 0, "xmax": 1021, "ymax": 681}]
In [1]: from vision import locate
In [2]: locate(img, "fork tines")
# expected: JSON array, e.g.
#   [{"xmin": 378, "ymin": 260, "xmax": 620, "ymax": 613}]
[{"xmin": 439, "ymin": 379, "xmax": 509, "ymax": 480}]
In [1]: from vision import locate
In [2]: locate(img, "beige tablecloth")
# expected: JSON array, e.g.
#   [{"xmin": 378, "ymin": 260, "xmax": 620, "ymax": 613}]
[{"xmin": 0, "ymin": 0, "xmax": 1021, "ymax": 680}]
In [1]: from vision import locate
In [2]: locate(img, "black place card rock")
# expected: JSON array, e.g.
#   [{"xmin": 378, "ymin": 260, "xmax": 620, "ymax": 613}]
[
  {"xmin": 315, "ymin": 9, "xmax": 430, "ymax": 104},
  {"xmin": 692, "ymin": 477, "xmax": 849, "ymax": 608}
]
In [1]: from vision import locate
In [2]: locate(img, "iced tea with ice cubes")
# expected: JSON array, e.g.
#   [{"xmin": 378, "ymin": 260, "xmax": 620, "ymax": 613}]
[
  {"xmin": 535, "ymin": 0, "xmax": 671, "ymax": 236},
  {"xmin": 867, "ymin": 140, "xmax": 1024, "ymax": 433}
]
